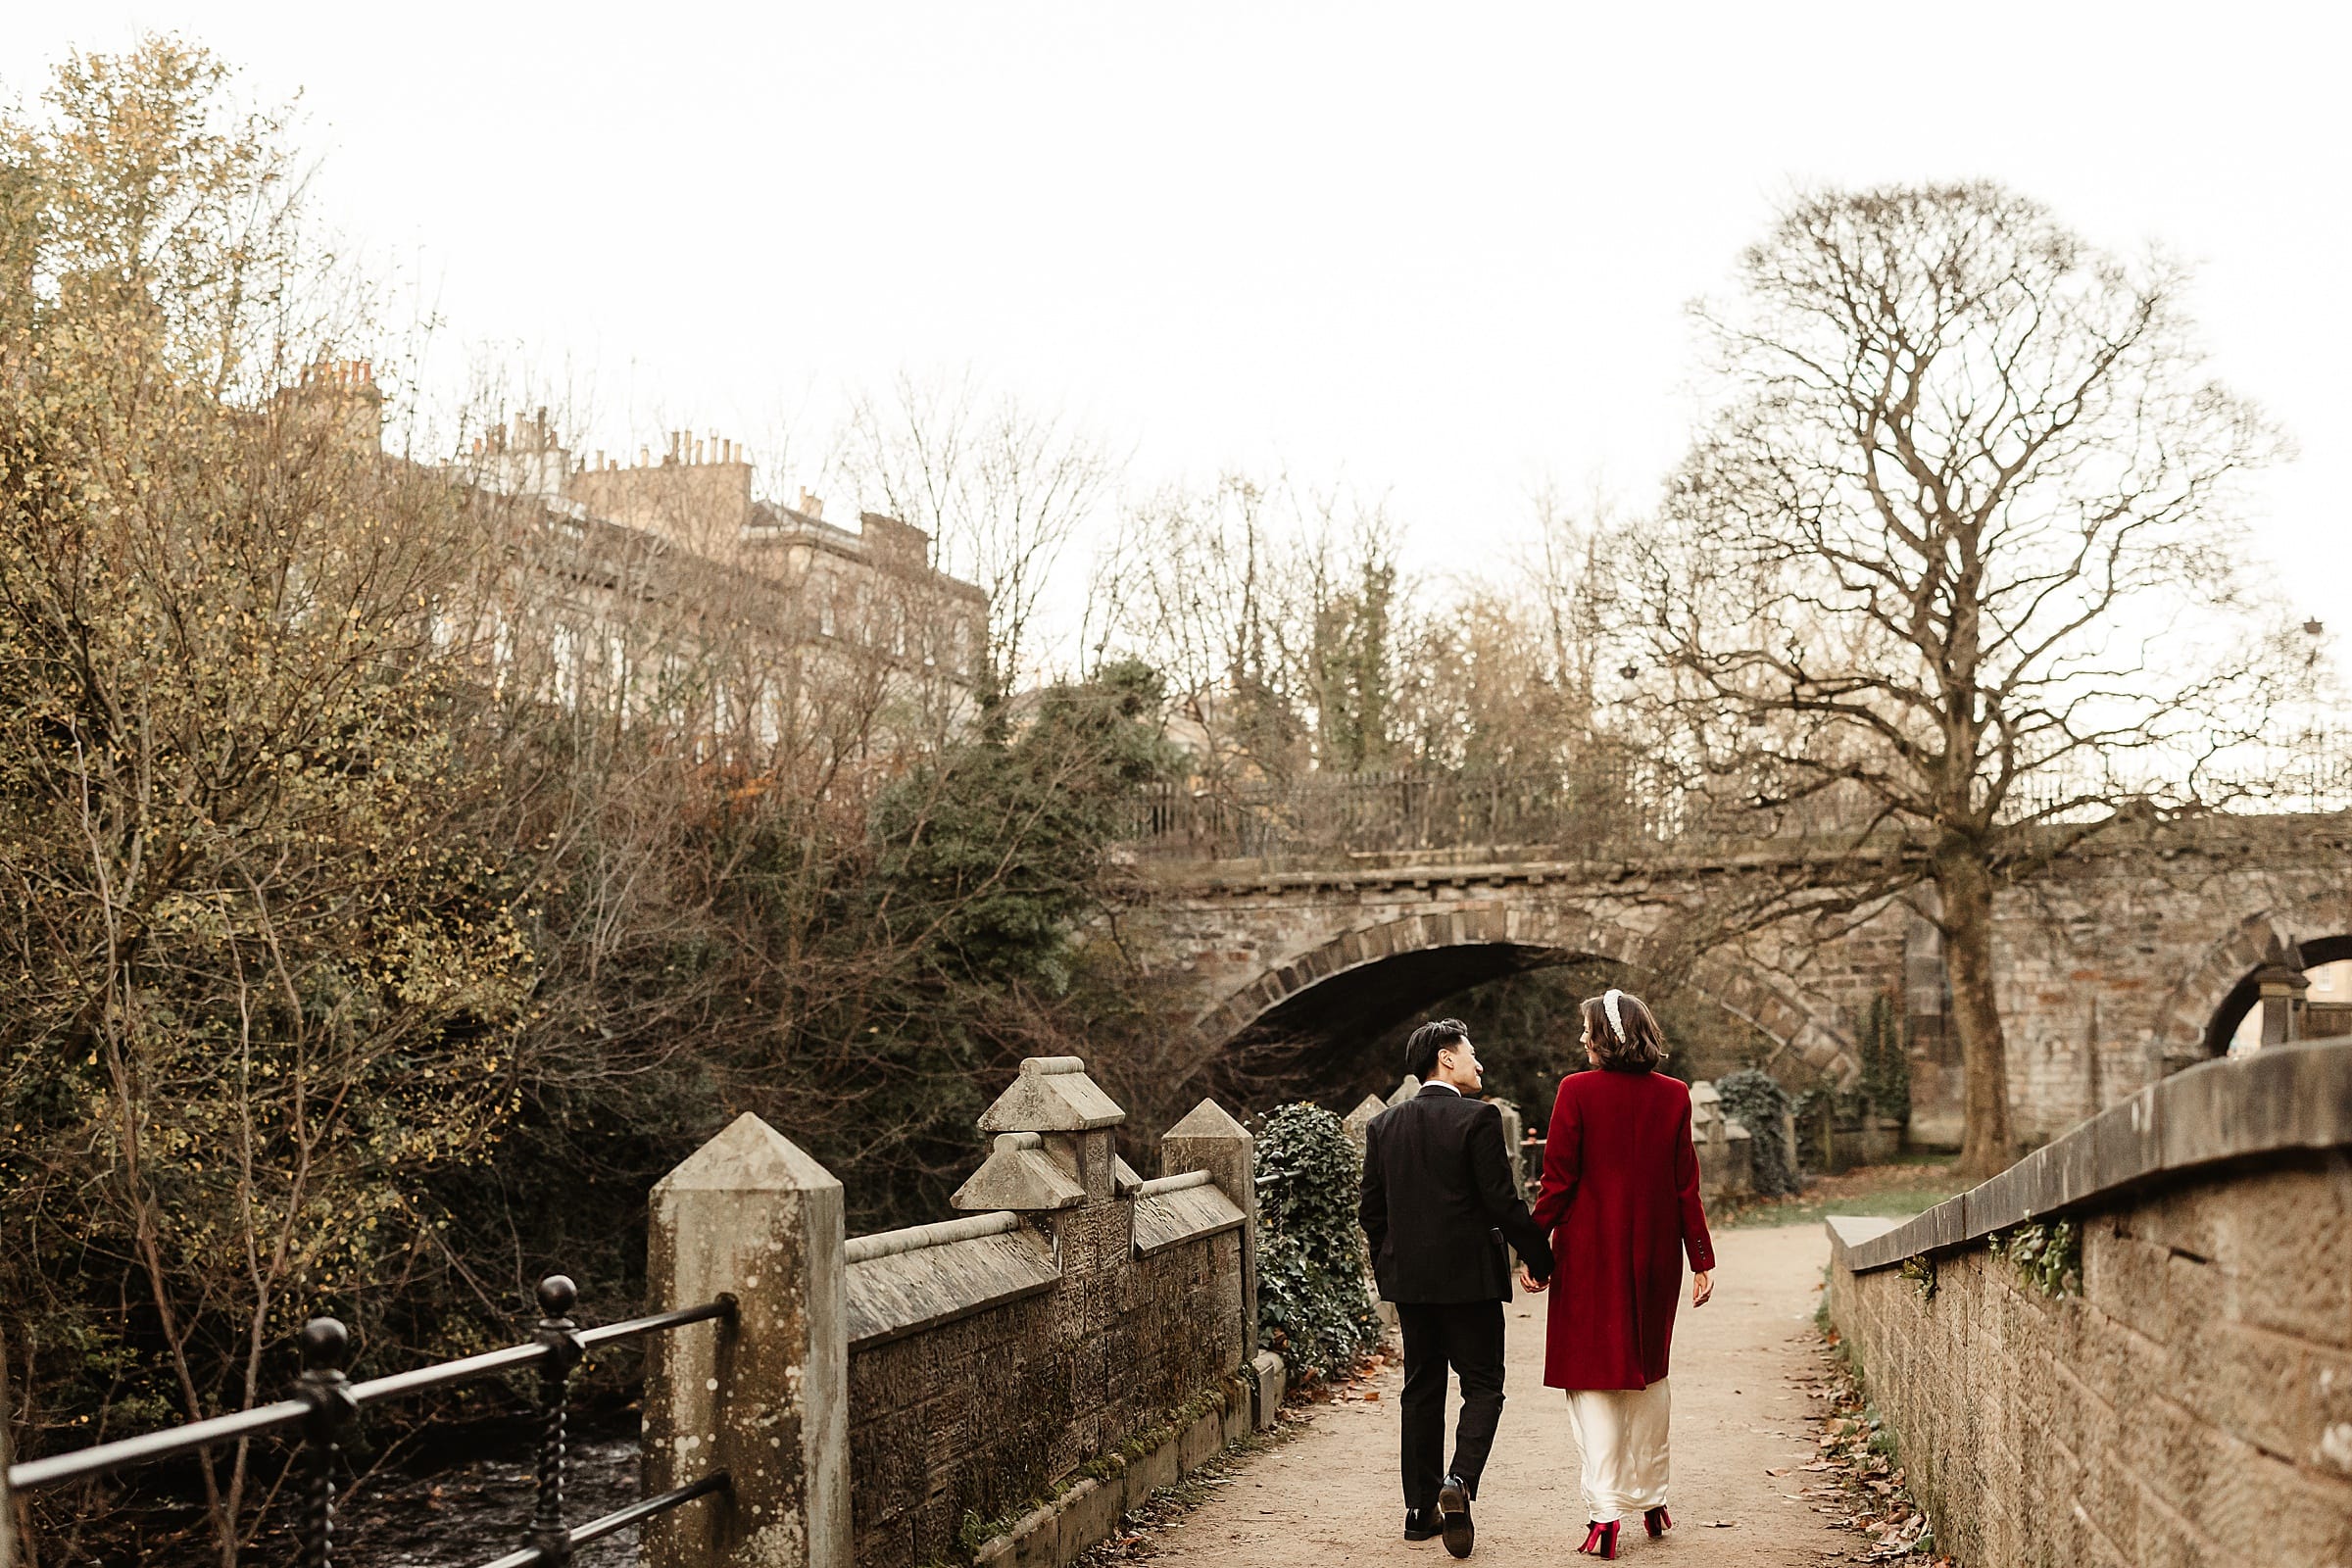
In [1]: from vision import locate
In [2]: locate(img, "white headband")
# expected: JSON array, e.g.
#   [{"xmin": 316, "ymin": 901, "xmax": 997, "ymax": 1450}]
[{"xmin": 1602, "ymin": 989, "xmax": 1628, "ymax": 1042}]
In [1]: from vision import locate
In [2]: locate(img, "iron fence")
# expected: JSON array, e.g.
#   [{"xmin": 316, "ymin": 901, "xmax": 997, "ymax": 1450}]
[
  {"xmin": 5, "ymin": 1277, "xmax": 734, "ymax": 1568},
  {"xmin": 1119, "ymin": 765, "xmax": 1893, "ymax": 861},
  {"xmin": 1119, "ymin": 738, "xmax": 2352, "ymax": 863}
]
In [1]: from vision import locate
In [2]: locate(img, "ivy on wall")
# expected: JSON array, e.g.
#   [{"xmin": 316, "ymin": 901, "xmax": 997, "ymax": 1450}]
[
  {"xmin": 1253, "ymin": 1102, "xmax": 1382, "ymax": 1381},
  {"xmin": 1716, "ymin": 1069, "xmax": 1800, "ymax": 1196},
  {"xmin": 1857, "ymin": 991, "xmax": 1911, "ymax": 1125},
  {"xmin": 1989, "ymin": 1220, "xmax": 2082, "ymax": 1298}
]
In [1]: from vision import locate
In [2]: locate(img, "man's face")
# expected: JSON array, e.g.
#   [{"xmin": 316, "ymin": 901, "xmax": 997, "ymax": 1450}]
[{"xmin": 1439, "ymin": 1037, "xmax": 1483, "ymax": 1091}]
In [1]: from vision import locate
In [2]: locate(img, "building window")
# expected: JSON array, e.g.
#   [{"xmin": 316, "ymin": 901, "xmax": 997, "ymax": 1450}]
[{"xmin": 551, "ymin": 623, "xmax": 581, "ymax": 706}]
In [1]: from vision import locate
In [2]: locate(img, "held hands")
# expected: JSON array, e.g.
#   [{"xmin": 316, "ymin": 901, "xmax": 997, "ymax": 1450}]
[
  {"xmin": 1690, "ymin": 1269, "xmax": 1714, "ymax": 1308},
  {"xmin": 1515, "ymin": 1261, "xmax": 1549, "ymax": 1295}
]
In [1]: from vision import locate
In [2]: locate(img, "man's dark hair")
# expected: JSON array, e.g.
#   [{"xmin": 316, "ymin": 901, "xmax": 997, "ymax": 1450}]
[{"xmin": 1404, "ymin": 1017, "xmax": 1470, "ymax": 1083}]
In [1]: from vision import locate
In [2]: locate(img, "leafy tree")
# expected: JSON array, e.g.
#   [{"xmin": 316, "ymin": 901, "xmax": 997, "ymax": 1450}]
[{"xmin": 0, "ymin": 39, "xmax": 527, "ymax": 1561}]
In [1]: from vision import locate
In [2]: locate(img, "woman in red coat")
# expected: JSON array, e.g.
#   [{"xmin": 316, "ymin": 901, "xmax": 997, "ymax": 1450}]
[{"xmin": 1526, "ymin": 989, "xmax": 1716, "ymax": 1559}]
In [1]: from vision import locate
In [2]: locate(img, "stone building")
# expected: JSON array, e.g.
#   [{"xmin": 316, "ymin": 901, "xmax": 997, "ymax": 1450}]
[{"xmin": 452, "ymin": 407, "xmax": 990, "ymax": 746}]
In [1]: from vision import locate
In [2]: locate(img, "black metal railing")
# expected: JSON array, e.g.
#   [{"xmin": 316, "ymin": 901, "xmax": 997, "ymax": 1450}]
[
  {"xmin": 1118, "ymin": 740, "xmax": 2352, "ymax": 863},
  {"xmin": 6, "ymin": 1276, "xmax": 734, "ymax": 1567}
]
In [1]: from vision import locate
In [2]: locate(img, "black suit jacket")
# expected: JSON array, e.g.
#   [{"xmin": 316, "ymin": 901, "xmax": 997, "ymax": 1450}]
[{"xmin": 1359, "ymin": 1085, "xmax": 1555, "ymax": 1304}]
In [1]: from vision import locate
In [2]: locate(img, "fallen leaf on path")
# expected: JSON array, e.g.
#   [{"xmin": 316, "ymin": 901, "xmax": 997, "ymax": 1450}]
[
  {"xmin": 1703, "ymin": 1520, "xmax": 1739, "ymax": 1528},
  {"xmin": 1765, "ymin": 1467, "xmax": 1788, "ymax": 1476}
]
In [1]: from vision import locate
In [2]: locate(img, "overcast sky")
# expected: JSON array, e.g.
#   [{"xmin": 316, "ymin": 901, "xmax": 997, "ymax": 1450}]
[{"xmin": 10, "ymin": 3, "xmax": 2348, "ymax": 658}]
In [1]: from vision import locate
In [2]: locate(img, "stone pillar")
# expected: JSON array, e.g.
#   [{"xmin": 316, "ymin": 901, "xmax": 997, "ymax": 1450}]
[
  {"xmin": 1386, "ymin": 1075, "xmax": 1421, "ymax": 1107},
  {"xmin": 1488, "ymin": 1098, "xmax": 1525, "ymax": 1196},
  {"xmin": 1341, "ymin": 1094, "xmax": 1387, "ymax": 1148},
  {"xmin": 1162, "ymin": 1099, "xmax": 1259, "ymax": 1359},
  {"xmin": 2252, "ymin": 937, "xmax": 2309, "ymax": 1052},
  {"xmin": 645, "ymin": 1113, "xmax": 850, "ymax": 1568},
  {"xmin": 1903, "ymin": 905, "xmax": 1963, "ymax": 1148}
]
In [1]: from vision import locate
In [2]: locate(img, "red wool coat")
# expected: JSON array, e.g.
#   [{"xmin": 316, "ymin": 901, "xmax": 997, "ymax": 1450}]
[{"xmin": 1530, "ymin": 1067, "xmax": 1716, "ymax": 1391}]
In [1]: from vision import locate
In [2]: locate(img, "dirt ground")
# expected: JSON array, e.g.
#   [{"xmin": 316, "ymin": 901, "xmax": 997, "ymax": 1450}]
[{"xmin": 1131, "ymin": 1223, "xmax": 1853, "ymax": 1565}]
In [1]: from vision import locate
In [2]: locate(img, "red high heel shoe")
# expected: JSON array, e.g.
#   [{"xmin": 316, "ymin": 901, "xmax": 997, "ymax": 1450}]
[
  {"xmin": 1644, "ymin": 1505, "xmax": 1673, "ymax": 1537},
  {"xmin": 1577, "ymin": 1520, "xmax": 1620, "ymax": 1558}
]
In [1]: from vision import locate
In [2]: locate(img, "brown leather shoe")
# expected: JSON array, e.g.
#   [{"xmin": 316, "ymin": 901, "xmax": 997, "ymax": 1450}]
[{"xmin": 1438, "ymin": 1476, "xmax": 1474, "ymax": 1557}]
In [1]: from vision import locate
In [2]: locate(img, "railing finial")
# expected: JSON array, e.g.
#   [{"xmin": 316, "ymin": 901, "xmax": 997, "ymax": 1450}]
[
  {"xmin": 299, "ymin": 1316, "xmax": 350, "ymax": 1374},
  {"xmin": 536, "ymin": 1274, "xmax": 579, "ymax": 1318}
]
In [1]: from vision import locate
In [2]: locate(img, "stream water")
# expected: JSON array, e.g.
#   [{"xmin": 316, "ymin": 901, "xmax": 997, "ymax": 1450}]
[{"xmin": 337, "ymin": 1436, "xmax": 646, "ymax": 1568}]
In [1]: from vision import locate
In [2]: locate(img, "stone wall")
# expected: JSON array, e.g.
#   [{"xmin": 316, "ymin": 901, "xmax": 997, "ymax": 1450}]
[
  {"xmin": 644, "ymin": 1059, "xmax": 1280, "ymax": 1568},
  {"xmin": 846, "ymin": 1211, "xmax": 1250, "ymax": 1563},
  {"xmin": 1824, "ymin": 1041, "xmax": 2352, "ymax": 1568}
]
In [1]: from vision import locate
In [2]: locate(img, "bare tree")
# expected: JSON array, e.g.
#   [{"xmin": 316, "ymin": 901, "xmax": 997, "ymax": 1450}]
[
  {"xmin": 1089, "ymin": 474, "xmax": 1299, "ymax": 778},
  {"xmin": 1635, "ymin": 181, "xmax": 2290, "ymax": 1176},
  {"xmin": 836, "ymin": 370, "xmax": 1116, "ymax": 698}
]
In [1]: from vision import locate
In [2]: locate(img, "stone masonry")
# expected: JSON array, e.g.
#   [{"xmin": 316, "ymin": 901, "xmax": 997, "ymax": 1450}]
[
  {"xmin": 643, "ymin": 1058, "xmax": 1279, "ymax": 1568},
  {"xmin": 1126, "ymin": 817, "xmax": 2352, "ymax": 1147},
  {"xmin": 1825, "ymin": 1041, "xmax": 2352, "ymax": 1568}
]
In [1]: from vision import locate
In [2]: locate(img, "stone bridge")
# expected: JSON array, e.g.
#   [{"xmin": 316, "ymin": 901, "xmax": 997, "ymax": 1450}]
[{"xmin": 1119, "ymin": 813, "xmax": 2352, "ymax": 1147}]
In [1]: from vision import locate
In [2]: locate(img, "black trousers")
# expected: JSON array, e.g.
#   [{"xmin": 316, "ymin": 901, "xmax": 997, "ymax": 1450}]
[{"xmin": 1395, "ymin": 1299, "xmax": 1506, "ymax": 1514}]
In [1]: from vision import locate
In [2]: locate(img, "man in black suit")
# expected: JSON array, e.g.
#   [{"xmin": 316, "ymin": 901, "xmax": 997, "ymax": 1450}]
[{"xmin": 1360, "ymin": 1018, "xmax": 1553, "ymax": 1558}]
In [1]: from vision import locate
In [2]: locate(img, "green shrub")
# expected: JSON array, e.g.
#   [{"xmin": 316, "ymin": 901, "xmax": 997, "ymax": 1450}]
[
  {"xmin": 1253, "ymin": 1102, "xmax": 1381, "ymax": 1381},
  {"xmin": 1716, "ymin": 1069, "xmax": 1799, "ymax": 1196}
]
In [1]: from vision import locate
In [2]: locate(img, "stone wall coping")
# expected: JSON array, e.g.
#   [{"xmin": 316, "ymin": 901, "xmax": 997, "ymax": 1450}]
[
  {"xmin": 1823, "ymin": 1213, "xmax": 1900, "ymax": 1265},
  {"xmin": 1131, "ymin": 1169, "xmax": 1215, "ymax": 1198},
  {"xmin": 844, "ymin": 1221, "xmax": 1058, "ymax": 1349},
  {"xmin": 1133, "ymin": 1180, "xmax": 1247, "ymax": 1257},
  {"xmin": 844, "ymin": 1209, "xmax": 1019, "ymax": 1265},
  {"xmin": 1842, "ymin": 1039, "xmax": 2352, "ymax": 1274}
]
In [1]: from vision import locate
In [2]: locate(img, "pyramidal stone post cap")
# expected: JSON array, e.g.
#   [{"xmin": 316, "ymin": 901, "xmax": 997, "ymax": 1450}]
[
  {"xmin": 1386, "ymin": 1075, "xmax": 1422, "ymax": 1107},
  {"xmin": 976, "ymin": 1056, "xmax": 1127, "ymax": 1133},
  {"xmin": 1162, "ymin": 1098, "xmax": 1249, "ymax": 1142},
  {"xmin": 952, "ymin": 1130, "xmax": 1087, "ymax": 1212},
  {"xmin": 654, "ymin": 1111, "xmax": 841, "ymax": 1195}
]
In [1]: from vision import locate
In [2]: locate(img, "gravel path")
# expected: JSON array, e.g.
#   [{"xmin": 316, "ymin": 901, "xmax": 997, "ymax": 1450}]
[{"xmin": 1137, "ymin": 1222, "xmax": 1847, "ymax": 1564}]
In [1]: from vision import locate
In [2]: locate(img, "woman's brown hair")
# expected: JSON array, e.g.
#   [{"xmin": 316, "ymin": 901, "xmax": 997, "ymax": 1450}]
[{"xmin": 1580, "ymin": 990, "xmax": 1668, "ymax": 1072}]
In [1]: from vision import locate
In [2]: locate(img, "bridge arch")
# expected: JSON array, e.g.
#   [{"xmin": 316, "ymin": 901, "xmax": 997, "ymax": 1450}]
[
  {"xmin": 2156, "ymin": 906, "xmax": 2352, "ymax": 1059},
  {"xmin": 1194, "ymin": 906, "xmax": 1862, "ymax": 1085}
]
